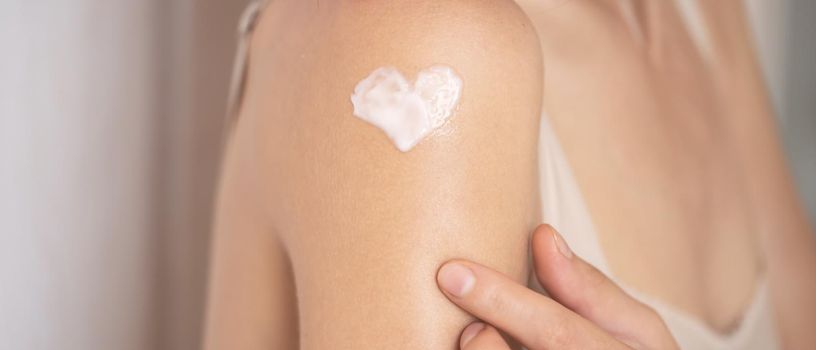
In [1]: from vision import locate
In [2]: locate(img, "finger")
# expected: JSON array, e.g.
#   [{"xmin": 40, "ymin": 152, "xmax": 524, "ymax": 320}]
[
  {"xmin": 437, "ymin": 259, "xmax": 628, "ymax": 349},
  {"xmin": 531, "ymin": 224, "xmax": 678, "ymax": 349},
  {"xmin": 459, "ymin": 322, "xmax": 512, "ymax": 350}
]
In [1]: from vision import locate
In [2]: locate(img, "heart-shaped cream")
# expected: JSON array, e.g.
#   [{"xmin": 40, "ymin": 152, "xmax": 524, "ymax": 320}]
[{"xmin": 350, "ymin": 65, "xmax": 463, "ymax": 152}]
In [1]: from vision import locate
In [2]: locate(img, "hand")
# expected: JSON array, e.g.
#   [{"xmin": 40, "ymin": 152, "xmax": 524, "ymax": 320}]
[{"xmin": 436, "ymin": 224, "xmax": 679, "ymax": 349}]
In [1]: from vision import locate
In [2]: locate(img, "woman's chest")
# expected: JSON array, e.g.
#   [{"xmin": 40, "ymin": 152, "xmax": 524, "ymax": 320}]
[{"xmin": 525, "ymin": 0, "xmax": 768, "ymax": 333}]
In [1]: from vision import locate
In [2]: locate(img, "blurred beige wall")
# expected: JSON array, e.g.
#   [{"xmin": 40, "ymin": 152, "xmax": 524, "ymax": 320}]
[
  {"xmin": 779, "ymin": 0, "xmax": 816, "ymax": 224},
  {"xmin": 746, "ymin": 0, "xmax": 816, "ymax": 224},
  {"xmin": 0, "ymin": 0, "xmax": 247, "ymax": 349},
  {"xmin": 0, "ymin": 1, "xmax": 812, "ymax": 350},
  {"xmin": 1, "ymin": 1, "xmax": 163, "ymax": 349}
]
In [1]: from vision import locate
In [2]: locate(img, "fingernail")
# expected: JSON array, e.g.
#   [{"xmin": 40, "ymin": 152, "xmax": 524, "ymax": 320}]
[
  {"xmin": 552, "ymin": 227, "xmax": 574, "ymax": 259},
  {"xmin": 438, "ymin": 262, "xmax": 476, "ymax": 297},
  {"xmin": 460, "ymin": 322, "xmax": 485, "ymax": 348}
]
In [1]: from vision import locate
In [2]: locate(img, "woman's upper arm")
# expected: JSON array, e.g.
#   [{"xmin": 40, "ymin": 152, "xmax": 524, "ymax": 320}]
[{"xmin": 250, "ymin": 1, "xmax": 543, "ymax": 348}]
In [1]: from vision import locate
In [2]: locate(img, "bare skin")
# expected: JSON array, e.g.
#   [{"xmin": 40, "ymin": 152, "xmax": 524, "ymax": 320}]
[
  {"xmin": 520, "ymin": 0, "xmax": 763, "ymax": 330},
  {"xmin": 204, "ymin": 0, "xmax": 816, "ymax": 349},
  {"xmin": 439, "ymin": 225, "xmax": 679, "ymax": 349},
  {"xmin": 513, "ymin": 1, "xmax": 816, "ymax": 346},
  {"xmin": 206, "ymin": 1, "xmax": 543, "ymax": 349}
]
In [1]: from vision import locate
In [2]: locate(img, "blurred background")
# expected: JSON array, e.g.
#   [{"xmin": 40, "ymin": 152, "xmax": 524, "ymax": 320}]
[{"xmin": 0, "ymin": 1, "xmax": 813, "ymax": 349}]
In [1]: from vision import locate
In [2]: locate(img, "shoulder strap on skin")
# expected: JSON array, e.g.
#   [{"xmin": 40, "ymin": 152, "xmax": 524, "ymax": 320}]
[{"xmin": 224, "ymin": 0, "xmax": 269, "ymax": 127}]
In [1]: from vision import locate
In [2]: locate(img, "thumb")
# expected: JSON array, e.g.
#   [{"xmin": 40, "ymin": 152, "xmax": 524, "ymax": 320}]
[{"xmin": 531, "ymin": 224, "xmax": 677, "ymax": 349}]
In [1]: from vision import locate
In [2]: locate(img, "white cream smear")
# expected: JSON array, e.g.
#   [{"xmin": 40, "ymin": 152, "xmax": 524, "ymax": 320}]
[{"xmin": 350, "ymin": 66, "xmax": 463, "ymax": 152}]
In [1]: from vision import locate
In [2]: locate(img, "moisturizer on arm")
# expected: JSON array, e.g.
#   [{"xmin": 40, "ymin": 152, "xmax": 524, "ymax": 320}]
[{"xmin": 350, "ymin": 65, "xmax": 463, "ymax": 152}]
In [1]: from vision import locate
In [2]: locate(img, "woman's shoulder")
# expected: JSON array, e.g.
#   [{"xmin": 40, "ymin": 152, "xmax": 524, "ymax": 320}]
[
  {"xmin": 252, "ymin": 0, "xmax": 543, "ymax": 80},
  {"xmin": 239, "ymin": 0, "xmax": 545, "ymax": 224},
  {"xmin": 242, "ymin": 0, "xmax": 545, "ymax": 151}
]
